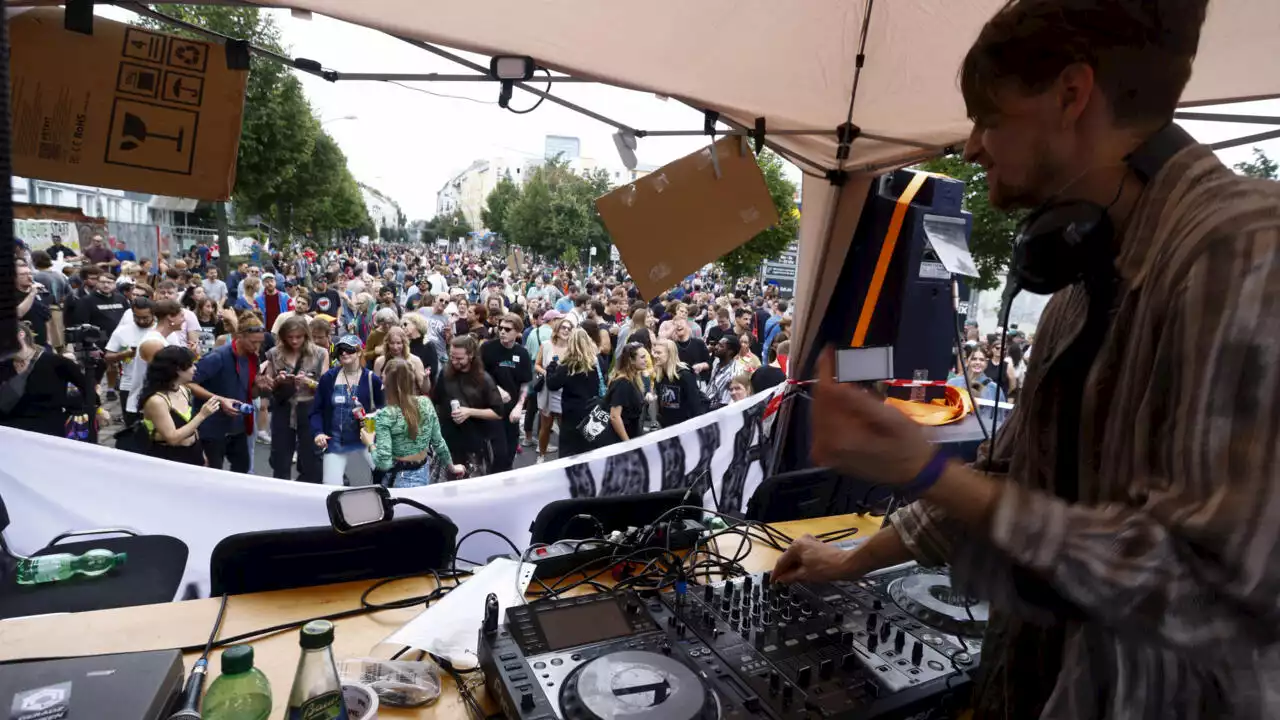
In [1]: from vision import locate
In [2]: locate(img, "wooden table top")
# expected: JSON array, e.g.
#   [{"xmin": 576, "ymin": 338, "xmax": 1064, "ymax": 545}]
[{"xmin": 0, "ymin": 513, "xmax": 883, "ymax": 718}]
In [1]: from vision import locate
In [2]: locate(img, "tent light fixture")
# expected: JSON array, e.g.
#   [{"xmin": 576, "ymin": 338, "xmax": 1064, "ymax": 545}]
[{"xmin": 489, "ymin": 55, "xmax": 536, "ymax": 108}]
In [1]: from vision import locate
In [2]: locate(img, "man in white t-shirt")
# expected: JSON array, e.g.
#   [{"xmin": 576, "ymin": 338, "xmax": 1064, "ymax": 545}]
[
  {"xmin": 202, "ymin": 267, "xmax": 229, "ymax": 307},
  {"xmin": 117, "ymin": 279, "xmax": 199, "ymax": 349},
  {"xmin": 105, "ymin": 297, "xmax": 158, "ymax": 421},
  {"xmin": 124, "ymin": 299, "xmax": 186, "ymax": 416}
]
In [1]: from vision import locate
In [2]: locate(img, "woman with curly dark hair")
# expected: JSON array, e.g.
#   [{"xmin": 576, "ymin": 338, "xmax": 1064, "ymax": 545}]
[{"xmin": 138, "ymin": 345, "xmax": 220, "ymax": 465}]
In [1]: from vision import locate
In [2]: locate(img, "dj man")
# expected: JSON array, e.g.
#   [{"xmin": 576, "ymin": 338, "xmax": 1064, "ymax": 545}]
[{"xmin": 775, "ymin": 2, "xmax": 1279, "ymax": 719}]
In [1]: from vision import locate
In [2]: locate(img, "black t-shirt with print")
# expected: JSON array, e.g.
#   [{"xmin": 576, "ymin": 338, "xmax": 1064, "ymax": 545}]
[
  {"xmin": 312, "ymin": 289, "xmax": 342, "ymax": 316},
  {"xmin": 604, "ymin": 377, "xmax": 644, "ymax": 441},
  {"xmin": 480, "ymin": 340, "xmax": 533, "ymax": 412}
]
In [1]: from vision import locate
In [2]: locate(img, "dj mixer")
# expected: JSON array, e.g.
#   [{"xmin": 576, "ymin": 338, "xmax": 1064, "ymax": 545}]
[{"xmin": 480, "ymin": 559, "xmax": 987, "ymax": 719}]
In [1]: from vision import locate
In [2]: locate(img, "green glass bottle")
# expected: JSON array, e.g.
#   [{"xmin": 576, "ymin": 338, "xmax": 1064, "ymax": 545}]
[
  {"xmin": 286, "ymin": 620, "xmax": 348, "ymax": 720},
  {"xmin": 14, "ymin": 548, "xmax": 127, "ymax": 585},
  {"xmin": 203, "ymin": 645, "xmax": 273, "ymax": 720}
]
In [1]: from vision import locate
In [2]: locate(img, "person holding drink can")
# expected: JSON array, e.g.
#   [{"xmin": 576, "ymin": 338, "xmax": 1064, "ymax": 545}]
[{"xmin": 309, "ymin": 335, "xmax": 384, "ymax": 486}]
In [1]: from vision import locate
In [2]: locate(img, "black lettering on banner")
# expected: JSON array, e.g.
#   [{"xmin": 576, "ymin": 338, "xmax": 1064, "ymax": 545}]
[
  {"xmin": 659, "ymin": 424, "xmax": 720, "ymax": 495},
  {"xmin": 719, "ymin": 404, "xmax": 767, "ymax": 513},
  {"xmin": 599, "ymin": 449, "xmax": 649, "ymax": 497},
  {"xmin": 565, "ymin": 463, "xmax": 596, "ymax": 499}
]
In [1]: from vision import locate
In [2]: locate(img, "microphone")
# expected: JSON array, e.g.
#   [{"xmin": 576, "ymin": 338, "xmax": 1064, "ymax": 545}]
[{"xmin": 166, "ymin": 658, "xmax": 209, "ymax": 719}]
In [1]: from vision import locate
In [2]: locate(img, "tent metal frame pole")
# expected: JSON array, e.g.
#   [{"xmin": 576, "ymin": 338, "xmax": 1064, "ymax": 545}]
[
  {"xmin": 333, "ymin": 72, "xmax": 593, "ymax": 83},
  {"xmin": 1210, "ymin": 128, "xmax": 1280, "ymax": 151},
  {"xmin": 1174, "ymin": 111, "xmax": 1280, "ymax": 125},
  {"xmin": 396, "ymin": 36, "xmax": 640, "ymax": 135}
]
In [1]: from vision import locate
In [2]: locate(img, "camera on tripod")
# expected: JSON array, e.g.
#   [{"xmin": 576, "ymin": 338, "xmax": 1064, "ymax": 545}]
[{"xmin": 65, "ymin": 324, "xmax": 104, "ymax": 347}]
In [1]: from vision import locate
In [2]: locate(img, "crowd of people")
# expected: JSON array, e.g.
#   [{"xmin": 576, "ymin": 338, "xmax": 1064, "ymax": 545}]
[{"xmin": 1, "ymin": 236, "xmax": 797, "ymax": 487}]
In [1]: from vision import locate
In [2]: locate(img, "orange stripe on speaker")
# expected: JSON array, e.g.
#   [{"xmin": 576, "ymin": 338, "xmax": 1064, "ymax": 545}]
[{"xmin": 851, "ymin": 172, "xmax": 930, "ymax": 347}]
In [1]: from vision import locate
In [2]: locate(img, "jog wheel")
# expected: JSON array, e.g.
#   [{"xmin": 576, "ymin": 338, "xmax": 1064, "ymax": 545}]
[
  {"xmin": 560, "ymin": 650, "xmax": 712, "ymax": 720},
  {"xmin": 888, "ymin": 573, "xmax": 989, "ymax": 638}
]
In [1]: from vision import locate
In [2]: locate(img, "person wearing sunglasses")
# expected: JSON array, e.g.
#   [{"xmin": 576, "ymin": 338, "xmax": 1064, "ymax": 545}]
[
  {"xmin": 309, "ymin": 335, "xmax": 385, "ymax": 486},
  {"xmin": 480, "ymin": 313, "xmax": 533, "ymax": 472}
]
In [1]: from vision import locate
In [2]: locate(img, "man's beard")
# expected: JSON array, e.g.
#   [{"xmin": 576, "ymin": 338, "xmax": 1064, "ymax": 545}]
[{"xmin": 989, "ymin": 142, "xmax": 1064, "ymax": 211}]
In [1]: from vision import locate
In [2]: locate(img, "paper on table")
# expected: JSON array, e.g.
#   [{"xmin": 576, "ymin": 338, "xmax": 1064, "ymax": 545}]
[{"xmin": 380, "ymin": 558, "xmax": 534, "ymax": 669}]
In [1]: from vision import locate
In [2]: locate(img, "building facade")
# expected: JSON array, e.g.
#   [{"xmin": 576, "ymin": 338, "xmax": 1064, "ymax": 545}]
[
  {"xmin": 14, "ymin": 176, "xmax": 192, "ymax": 226},
  {"xmin": 435, "ymin": 136, "xmax": 656, "ymax": 236},
  {"xmin": 359, "ymin": 183, "xmax": 402, "ymax": 234}
]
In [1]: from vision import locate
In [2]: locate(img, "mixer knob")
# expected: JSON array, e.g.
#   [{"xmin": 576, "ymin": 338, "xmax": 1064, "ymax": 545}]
[
  {"xmin": 832, "ymin": 611, "xmax": 844, "ymax": 624},
  {"xmin": 867, "ymin": 633, "xmax": 879, "ymax": 652},
  {"xmin": 731, "ymin": 606, "xmax": 741, "ymax": 621},
  {"xmin": 782, "ymin": 683, "xmax": 794, "ymax": 706},
  {"xmin": 911, "ymin": 641, "xmax": 924, "ymax": 666},
  {"xmin": 762, "ymin": 610, "xmax": 772, "ymax": 625},
  {"xmin": 753, "ymin": 631, "xmax": 766, "ymax": 650},
  {"xmin": 769, "ymin": 671, "xmax": 781, "ymax": 694},
  {"xmin": 703, "ymin": 610, "xmax": 715, "ymax": 627},
  {"xmin": 743, "ymin": 576, "xmax": 753, "ymax": 593},
  {"xmin": 771, "ymin": 596, "xmax": 781, "ymax": 610},
  {"xmin": 761, "ymin": 570, "xmax": 771, "ymax": 585},
  {"xmin": 880, "ymin": 623, "xmax": 891, "ymax": 643},
  {"xmin": 841, "ymin": 653, "xmax": 857, "ymax": 671},
  {"xmin": 797, "ymin": 665, "xmax": 812, "ymax": 687},
  {"xmin": 894, "ymin": 629, "xmax": 906, "ymax": 652},
  {"xmin": 520, "ymin": 690, "xmax": 536, "ymax": 711},
  {"xmin": 781, "ymin": 607, "xmax": 792, "ymax": 621},
  {"xmin": 703, "ymin": 584, "xmax": 714, "ymax": 602},
  {"xmin": 866, "ymin": 613, "xmax": 878, "ymax": 633},
  {"xmin": 841, "ymin": 631, "xmax": 854, "ymax": 647},
  {"xmin": 779, "ymin": 584, "xmax": 791, "ymax": 598},
  {"xmin": 819, "ymin": 659, "xmax": 834, "ymax": 680}
]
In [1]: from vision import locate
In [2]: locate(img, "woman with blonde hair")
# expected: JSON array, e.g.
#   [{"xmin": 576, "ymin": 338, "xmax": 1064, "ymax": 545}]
[
  {"xmin": 233, "ymin": 277, "xmax": 261, "ymax": 311},
  {"xmin": 651, "ymin": 338, "xmax": 704, "ymax": 428},
  {"xmin": 603, "ymin": 342, "xmax": 647, "ymax": 444},
  {"xmin": 374, "ymin": 326, "xmax": 426, "ymax": 387},
  {"xmin": 532, "ymin": 315, "xmax": 575, "ymax": 459},
  {"xmin": 360, "ymin": 358, "xmax": 463, "ymax": 487},
  {"xmin": 546, "ymin": 328, "xmax": 607, "ymax": 458},
  {"xmin": 262, "ymin": 315, "xmax": 328, "ymax": 482}
]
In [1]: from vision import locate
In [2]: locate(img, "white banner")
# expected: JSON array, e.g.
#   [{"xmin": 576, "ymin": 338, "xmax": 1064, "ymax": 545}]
[{"xmin": 0, "ymin": 389, "xmax": 777, "ymax": 597}]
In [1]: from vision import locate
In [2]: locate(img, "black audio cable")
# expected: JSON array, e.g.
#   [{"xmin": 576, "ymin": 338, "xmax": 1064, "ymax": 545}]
[{"xmin": 166, "ymin": 593, "xmax": 228, "ymax": 719}]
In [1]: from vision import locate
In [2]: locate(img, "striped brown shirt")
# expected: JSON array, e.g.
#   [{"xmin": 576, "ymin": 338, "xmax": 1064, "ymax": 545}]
[{"xmin": 892, "ymin": 142, "xmax": 1280, "ymax": 719}]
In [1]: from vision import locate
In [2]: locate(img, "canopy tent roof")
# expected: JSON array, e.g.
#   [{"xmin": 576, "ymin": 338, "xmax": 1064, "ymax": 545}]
[
  {"xmin": 100, "ymin": 0, "xmax": 1280, "ymax": 361},
  {"xmin": 247, "ymin": 0, "xmax": 1280, "ymax": 175}
]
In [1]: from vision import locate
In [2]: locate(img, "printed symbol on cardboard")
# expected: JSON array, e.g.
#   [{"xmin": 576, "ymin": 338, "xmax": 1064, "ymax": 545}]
[
  {"xmin": 122, "ymin": 28, "xmax": 167, "ymax": 63},
  {"xmin": 105, "ymin": 98, "xmax": 198, "ymax": 175},
  {"xmin": 117, "ymin": 62, "xmax": 161, "ymax": 99},
  {"xmin": 160, "ymin": 70, "xmax": 205, "ymax": 107},
  {"xmin": 166, "ymin": 39, "xmax": 208, "ymax": 73}
]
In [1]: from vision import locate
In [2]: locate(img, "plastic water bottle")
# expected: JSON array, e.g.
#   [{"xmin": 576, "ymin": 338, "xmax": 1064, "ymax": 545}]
[
  {"xmin": 15, "ymin": 548, "xmax": 127, "ymax": 585},
  {"xmin": 237, "ymin": 401, "xmax": 255, "ymax": 416},
  {"xmin": 204, "ymin": 645, "xmax": 272, "ymax": 720},
  {"xmin": 286, "ymin": 620, "xmax": 348, "ymax": 720}
]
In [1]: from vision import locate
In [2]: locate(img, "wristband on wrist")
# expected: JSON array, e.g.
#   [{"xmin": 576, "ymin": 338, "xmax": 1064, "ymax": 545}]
[{"xmin": 897, "ymin": 448, "xmax": 950, "ymax": 502}]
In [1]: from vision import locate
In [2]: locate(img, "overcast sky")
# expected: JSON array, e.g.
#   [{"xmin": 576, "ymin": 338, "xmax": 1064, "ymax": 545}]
[{"xmin": 100, "ymin": 6, "xmax": 1280, "ymax": 221}]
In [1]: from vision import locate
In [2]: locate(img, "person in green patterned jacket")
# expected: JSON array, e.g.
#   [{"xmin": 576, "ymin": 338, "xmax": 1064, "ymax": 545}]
[{"xmin": 361, "ymin": 358, "xmax": 464, "ymax": 487}]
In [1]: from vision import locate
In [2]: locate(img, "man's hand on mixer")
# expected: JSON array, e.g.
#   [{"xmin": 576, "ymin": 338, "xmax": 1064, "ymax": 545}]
[{"xmin": 773, "ymin": 534, "xmax": 859, "ymax": 584}]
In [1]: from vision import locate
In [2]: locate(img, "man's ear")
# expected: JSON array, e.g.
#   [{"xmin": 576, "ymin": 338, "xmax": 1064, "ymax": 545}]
[{"xmin": 1057, "ymin": 62, "xmax": 1095, "ymax": 129}]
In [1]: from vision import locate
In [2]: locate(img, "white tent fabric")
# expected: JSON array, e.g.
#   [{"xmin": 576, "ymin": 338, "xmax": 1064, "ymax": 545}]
[{"xmin": 165, "ymin": 0, "xmax": 1280, "ymax": 361}]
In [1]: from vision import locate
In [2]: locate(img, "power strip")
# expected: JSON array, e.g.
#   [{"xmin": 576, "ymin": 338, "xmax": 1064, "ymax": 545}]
[{"xmin": 528, "ymin": 519, "xmax": 705, "ymax": 580}]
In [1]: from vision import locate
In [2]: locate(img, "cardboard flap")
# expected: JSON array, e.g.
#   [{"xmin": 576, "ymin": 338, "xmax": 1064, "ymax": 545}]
[
  {"xmin": 596, "ymin": 137, "xmax": 779, "ymax": 300},
  {"xmin": 9, "ymin": 9, "xmax": 248, "ymax": 201}
]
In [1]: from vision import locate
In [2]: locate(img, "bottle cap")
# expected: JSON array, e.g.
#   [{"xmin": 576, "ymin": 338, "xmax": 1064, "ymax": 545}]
[
  {"xmin": 220, "ymin": 644, "xmax": 255, "ymax": 674},
  {"xmin": 300, "ymin": 619, "xmax": 335, "ymax": 649},
  {"xmin": 115, "ymin": 552, "xmax": 128, "ymax": 566}
]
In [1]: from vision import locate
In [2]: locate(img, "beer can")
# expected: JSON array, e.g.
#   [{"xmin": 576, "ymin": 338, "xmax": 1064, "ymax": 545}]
[{"xmin": 450, "ymin": 399, "xmax": 461, "ymax": 413}]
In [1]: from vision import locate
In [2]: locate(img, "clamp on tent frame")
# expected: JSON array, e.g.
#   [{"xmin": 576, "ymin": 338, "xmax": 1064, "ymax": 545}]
[
  {"xmin": 705, "ymin": 110, "xmax": 722, "ymax": 179},
  {"xmin": 64, "ymin": 0, "xmax": 94, "ymax": 35}
]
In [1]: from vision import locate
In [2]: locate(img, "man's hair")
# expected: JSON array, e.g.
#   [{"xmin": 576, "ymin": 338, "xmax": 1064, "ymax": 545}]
[
  {"xmin": 153, "ymin": 299, "xmax": 182, "ymax": 320},
  {"xmin": 448, "ymin": 335, "xmax": 484, "ymax": 381},
  {"xmin": 961, "ymin": 0, "xmax": 1208, "ymax": 128},
  {"xmin": 80, "ymin": 266, "xmax": 101, "ymax": 281},
  {"xmin": 131, "ymin": 297, "xmax": 154, "ymax": 312},
  {"xmin": 501, "ymin": 313, "xmax": 524, "ymax": 334}
]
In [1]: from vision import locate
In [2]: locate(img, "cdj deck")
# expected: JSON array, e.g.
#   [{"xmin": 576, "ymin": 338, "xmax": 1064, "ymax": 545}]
[{"xmin": 479, "ymin": 560, "xmax": 987, "ymax": 720}]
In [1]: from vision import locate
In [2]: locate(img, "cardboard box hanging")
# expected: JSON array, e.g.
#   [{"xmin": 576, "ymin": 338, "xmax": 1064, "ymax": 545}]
[
  {"xmin": 8, "ymin": 9, "xmax": 248, "ymax": 201},
  {"xmin": 596, "ymin": 136, "xmax": 779, "ymax": 300}
]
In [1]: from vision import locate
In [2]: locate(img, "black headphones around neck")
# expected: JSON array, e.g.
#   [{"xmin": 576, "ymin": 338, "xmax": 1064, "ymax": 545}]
[{"xmin": 1007, "ymin": 123, "xmax": 1197, "ymax": 296}]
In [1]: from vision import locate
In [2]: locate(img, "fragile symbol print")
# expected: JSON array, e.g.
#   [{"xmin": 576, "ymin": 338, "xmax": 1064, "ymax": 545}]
[{"xmin": 104, "ymin": 98, "xmax": 198, "ymax": 175}]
